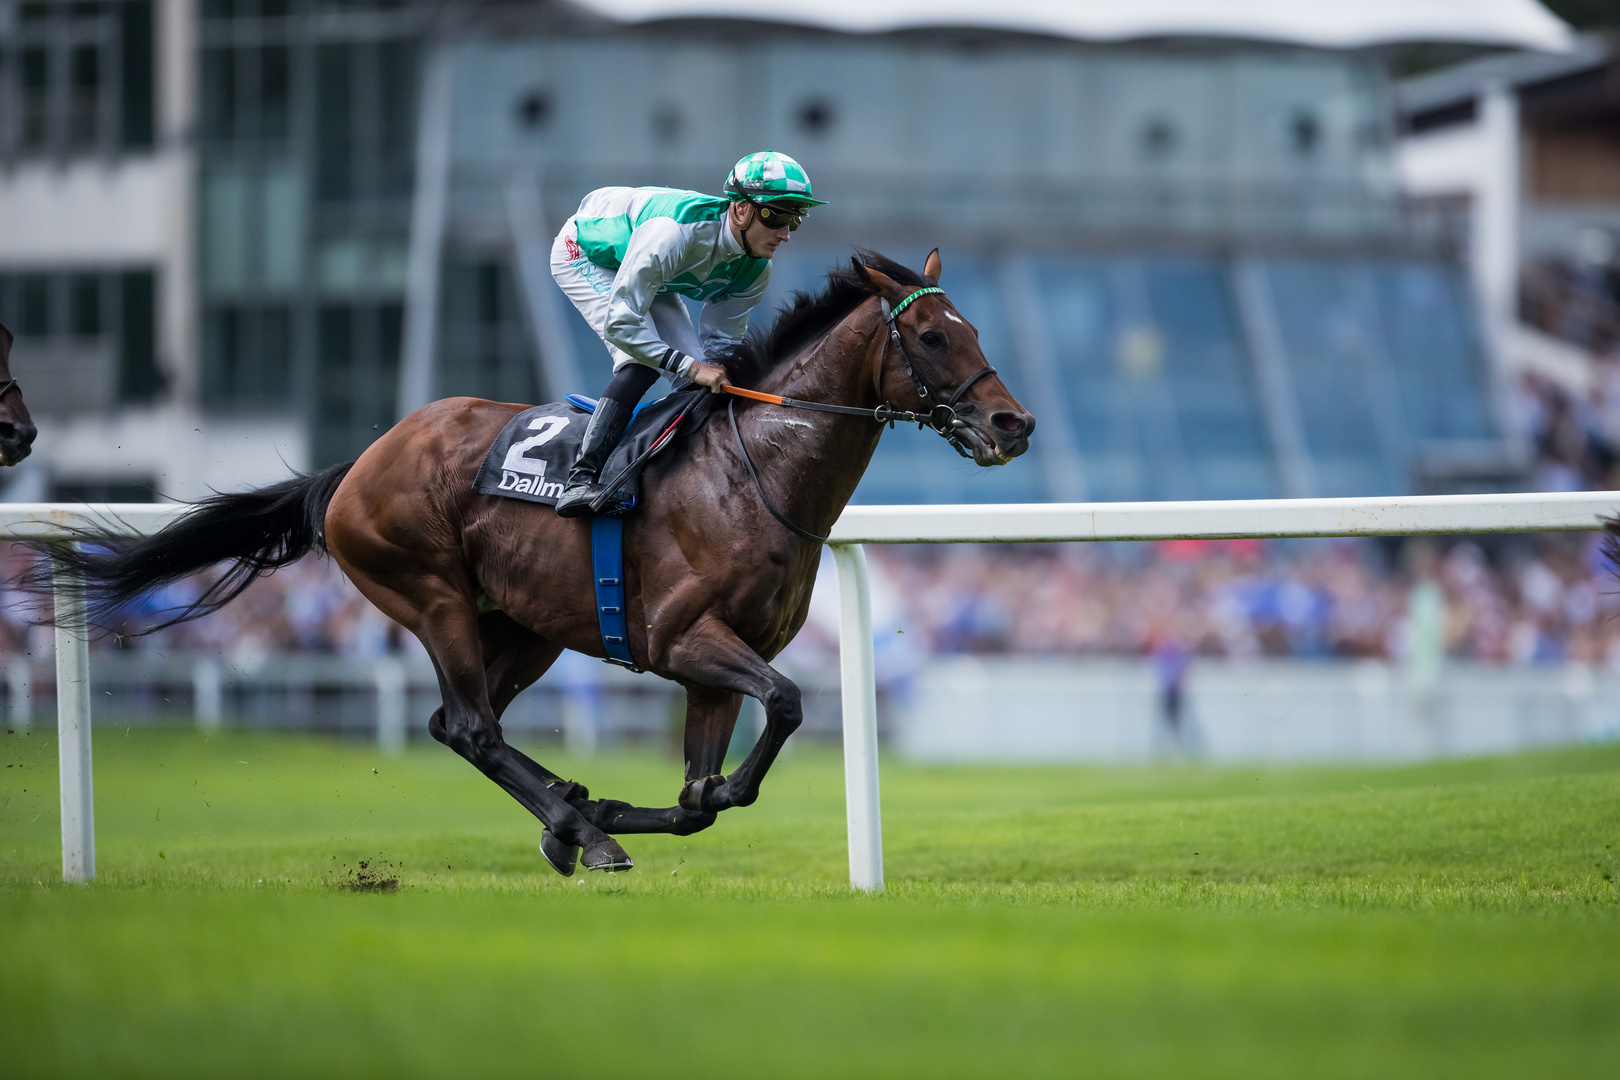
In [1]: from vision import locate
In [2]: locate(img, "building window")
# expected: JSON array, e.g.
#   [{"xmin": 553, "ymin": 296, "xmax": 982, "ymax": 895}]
[
  {"xmin": 313, "ymin": 37, "xmax": 417, "ymax": 210},
  {"xmin": 438, "ymin": 258, "xmax": 539, "ymax": 404},
  {"xmin": 0, "ymin": 267, "xmax": 164, "ymax": 411},
  {"xmin": 70, "ymin": 272, "xmax": 103, "ymax": 336},
  {"xmin": 0, "ymin": 0, "xmax": 154, "ymax": 158},
  {"xmin": 312, "ymin": 301, "xmax": 401, "ymax": 466},
  {"xmin": 202, "ymin": 302, "xmax": 293, "ymax": 408},
  {"xmin": 201, "ymin": 41, "xmax": 293, "ymax": 145},
  {"xmin": 198, "ymin": 1, "xmax": 427, "ymax": 457}
]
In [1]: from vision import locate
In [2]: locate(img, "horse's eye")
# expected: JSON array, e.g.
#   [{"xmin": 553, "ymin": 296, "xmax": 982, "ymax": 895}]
[{"xmin": 920, "ymin": 330, "xmax": 945, "ymax": 348}]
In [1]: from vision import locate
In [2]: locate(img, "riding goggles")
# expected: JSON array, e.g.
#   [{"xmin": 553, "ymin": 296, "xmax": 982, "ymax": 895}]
[{"xmin": 750, "ymin": 200, "xmax": 808, "ymax": 231}]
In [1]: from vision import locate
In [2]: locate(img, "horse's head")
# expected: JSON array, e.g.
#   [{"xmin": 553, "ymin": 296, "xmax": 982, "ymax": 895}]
[
  {"xmin": 0, "ymin": 323, "xmax": 36, "ymax": 466},
  {"xmin": 855, "ymin": 250, "xmax": 1034, "ymax": 467}
]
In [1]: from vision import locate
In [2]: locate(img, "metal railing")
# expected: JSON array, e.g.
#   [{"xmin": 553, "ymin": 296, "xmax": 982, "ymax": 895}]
[
  {"xmin": 823, "ymin": 491, "xmax": 1620, "ymax": 891},
  {"xmin": 13, "ymin": 491, "xmax": 1620, "ymax": 888}
]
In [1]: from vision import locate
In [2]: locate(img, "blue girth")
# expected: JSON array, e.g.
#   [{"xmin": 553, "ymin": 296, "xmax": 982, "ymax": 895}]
[{"xmin": 590, "ymin": 515, "xmax": 641, "ymax": 671}]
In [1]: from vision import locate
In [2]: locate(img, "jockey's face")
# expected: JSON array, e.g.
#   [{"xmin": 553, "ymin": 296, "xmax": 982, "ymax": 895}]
[{"xmin": 729, "ymin": 200, "xmax": 794, "ymax": 259}]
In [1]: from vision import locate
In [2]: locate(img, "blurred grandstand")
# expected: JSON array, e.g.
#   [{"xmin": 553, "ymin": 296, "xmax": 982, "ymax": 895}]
[{"xmin": 1, "ymin": 0, "xmax": 1618, "ymax": 760}]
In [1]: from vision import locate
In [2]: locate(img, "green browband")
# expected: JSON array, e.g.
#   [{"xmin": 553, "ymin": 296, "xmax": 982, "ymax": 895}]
[{"xmin": 890, "ymin": 287, "xmax": 944, "ymax": 318}]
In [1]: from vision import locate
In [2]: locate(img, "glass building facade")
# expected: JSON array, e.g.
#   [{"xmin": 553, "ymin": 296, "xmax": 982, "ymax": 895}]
[
  {"xmin": 747, "ymin": 248, "xmax": 1491, "ymax": 504},
  {"xmin": 0, "ymin": 0, "xmax": 162, "ymax": 430},
  {"xmin": 186, "ymin": 3, "xmax": 1501, "ymax": 498}
]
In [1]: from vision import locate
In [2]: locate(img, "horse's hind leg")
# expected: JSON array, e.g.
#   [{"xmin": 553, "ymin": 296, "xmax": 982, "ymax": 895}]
[
  {"xmin": 473, "ymin": 612, "xmax": 718, "ymax": 840},
  {"xmin": 452, "ymin": 612, "xmax": 584, "ymax": 875},
  {"xmin": 392, "ymin": 586, "xmax": 638, "ymax": 874},
  {"xmin": 322, "ymin": 431, "xmax": 629, "ymax": 871}
]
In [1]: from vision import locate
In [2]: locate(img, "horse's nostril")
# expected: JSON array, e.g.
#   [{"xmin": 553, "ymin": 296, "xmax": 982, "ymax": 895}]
[
  {"xmin": 992, "ymin": 411, "xmax": 1030, "ymax": 438},
  {"xmin": 0, "ymin": 422, "xmax": 35, "ymax": 449}
]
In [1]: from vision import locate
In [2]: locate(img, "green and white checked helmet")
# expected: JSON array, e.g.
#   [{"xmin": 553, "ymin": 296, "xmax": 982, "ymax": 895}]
[{"xmin": 723, "ymin": 150, "xmax": 827, "ymax": 208}]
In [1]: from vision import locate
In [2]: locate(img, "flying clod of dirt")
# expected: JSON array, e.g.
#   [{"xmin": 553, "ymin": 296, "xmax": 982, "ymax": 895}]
[{"xmin": 338, "ymin": 857, "xmax": 400, "ymax": 892}]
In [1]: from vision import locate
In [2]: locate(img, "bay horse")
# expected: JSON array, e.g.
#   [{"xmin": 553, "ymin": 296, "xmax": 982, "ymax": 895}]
[
  {"xmin": 44, "ymin": 251, "xmax": 1034, "ymax": 874},
  {"xmin": 0, "ymin": 322, "xmax": 38, "ymax": 466}
]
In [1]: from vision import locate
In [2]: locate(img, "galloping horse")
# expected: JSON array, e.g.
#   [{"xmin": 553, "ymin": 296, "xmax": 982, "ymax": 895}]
[
  {"xmin": 47, "ymin": 251, "xmax": 1034, "ymax": 873},
  {"xmin": 0, "ymin": 322, "xmax": 38, "ymax": 466}
]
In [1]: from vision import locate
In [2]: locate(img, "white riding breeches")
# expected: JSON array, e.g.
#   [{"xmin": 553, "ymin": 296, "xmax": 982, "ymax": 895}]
[{"xmin": 550, "ymin": 216, "xmax": 703, "ymax": 374}]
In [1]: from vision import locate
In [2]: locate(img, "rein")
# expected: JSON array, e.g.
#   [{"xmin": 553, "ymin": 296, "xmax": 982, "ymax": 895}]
[
  {"xmin": 729, "ymin": 398, "xmax": 830, "ymax": 544},
  {"xmin": 724, "ymin": 285, "xmax": 998, "ymax": 543}
]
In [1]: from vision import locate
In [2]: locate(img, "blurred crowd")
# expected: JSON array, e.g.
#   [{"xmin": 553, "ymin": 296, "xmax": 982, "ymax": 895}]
[
  {"xmin": 0, "ymin": 530, "xmax": 1616, "ymax": 668},
  {"xmin": 1512, "ymin": 365, "xmax": 1620, "ymax": 493},
  {"xmin": 872, "ymin": 532, "xmax": 1620, "ymax": 667},
  {"xmin": 1521, "ymin": 250, "xmax": 1620, "ymax": 359},
  {"xmin": 0, "ymin": 546, "xmax": 401, "ymax": 666},
  {"xmin": 1516, "ymin": 247, "xmax": 1620, "ymax": 491},
  {"xmin": 0, "ymin": 526, "xmax": 1616, "ymax": 675}
]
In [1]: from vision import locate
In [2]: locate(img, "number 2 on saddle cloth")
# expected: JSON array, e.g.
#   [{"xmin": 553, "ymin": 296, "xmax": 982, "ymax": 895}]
[{"xmin": 472, "ymin": 388, "xmax": 714, "ymax": 671}]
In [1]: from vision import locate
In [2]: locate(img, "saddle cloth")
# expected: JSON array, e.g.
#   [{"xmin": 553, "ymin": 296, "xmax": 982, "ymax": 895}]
[{"xmin": 472, "ymin": 387, "xmax": 712, "ymax": 515}]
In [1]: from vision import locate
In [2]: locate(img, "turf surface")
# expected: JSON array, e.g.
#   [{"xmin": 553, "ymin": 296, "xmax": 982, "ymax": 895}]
[{"xmin": 2, "ymin": 725, "xmax": 1617, "ymax": 1078}]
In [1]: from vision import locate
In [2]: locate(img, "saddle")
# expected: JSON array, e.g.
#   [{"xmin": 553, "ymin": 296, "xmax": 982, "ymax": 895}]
[{"xmin": 472, "ymin": 387, "xmax": 714, "ymax": 516}]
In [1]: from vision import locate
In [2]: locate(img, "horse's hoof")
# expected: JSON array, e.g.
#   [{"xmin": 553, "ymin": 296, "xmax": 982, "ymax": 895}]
[
  {"xmin": 539, "ymin": 829, "xmax": 578, "ymax": 877},
  {"xmin": 581, "ymin": 837, "xmax": 634, "ymax": 873},
  {"xmin": 679, "ymin": 774, "xmax": 726, "ymax": 813}
]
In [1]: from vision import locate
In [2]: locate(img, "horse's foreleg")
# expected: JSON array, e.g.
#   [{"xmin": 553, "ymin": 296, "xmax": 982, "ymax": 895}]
[
  {"xmin": 665, "ymin": 683, "xmax": 746, "ymax": 818},
  {"xmin": 664, "ymin": 617, "xmax": 801, "ymax": 812}
]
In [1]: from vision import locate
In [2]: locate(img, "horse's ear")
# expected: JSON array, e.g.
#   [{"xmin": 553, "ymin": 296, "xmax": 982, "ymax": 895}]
[
  {"xmin": 0, "ymin": 321, "xmax": 11, "ymax": 361},
  {"xmin": 923, "ymin": 248, "xmax": 942, "ymax": 283},
  {"xmin": 853, "ymin": 258, "xmax": 900, "ymax": 298}
]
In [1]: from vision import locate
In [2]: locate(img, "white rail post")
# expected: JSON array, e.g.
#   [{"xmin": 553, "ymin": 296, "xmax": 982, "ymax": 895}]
[
  {"xmin": 192, "ymin": 658, "xmax": 223, "ymax": 730},
  {"xmin": 7, "ymin": 656, "xmax": 30, "ymax": 730},
  {"xmin": 52, "ymin": 545, "xmax": 94, "ymax": 883},
  {"xmin": 832, "ymin": 543, "xmax": 883, "ymax": 892},
  {"xmin": 374, "ymin": 656, "xmax": 407, "ymax": 756}
]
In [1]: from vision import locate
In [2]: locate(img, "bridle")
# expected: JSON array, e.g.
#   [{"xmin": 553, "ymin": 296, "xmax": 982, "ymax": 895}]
[
  {"xmin": 876, "ymin": 287, "xmax": 997, "ymax": 457},
  {"xmin": 0, "ymin": 379, "xmax": 21, "ymax": 403},
  {"xmin": 728, "ymin": 284, "xmax": 999, "ymax": 543}
]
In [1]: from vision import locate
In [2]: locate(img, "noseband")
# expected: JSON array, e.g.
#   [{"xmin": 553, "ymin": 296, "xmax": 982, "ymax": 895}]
[
  {"xmin": 728, "ymin": 284, "xmax": 1001, "ymax": 543},
  {"xmin": 0, "ymin": 379, "xmax": 21, "ymax": 403}
]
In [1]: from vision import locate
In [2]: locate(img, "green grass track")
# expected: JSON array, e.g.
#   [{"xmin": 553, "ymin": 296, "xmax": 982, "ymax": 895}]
[{"xmin": 2, "ymin": 725, "xmax": 1618, "ymax": 1078}]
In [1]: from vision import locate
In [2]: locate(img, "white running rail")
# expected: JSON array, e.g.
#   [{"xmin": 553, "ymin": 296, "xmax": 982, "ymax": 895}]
[
  {"xmin": 825, "ymin": 491, "xmax": 1620, "ymax": 892},
  {"xmin": 11, "ymin": 493, "xmax": 1620, "ymax": 887},
  {"xmin": 0, "ymin": 504, "xmax": 187, "ymax": 883}
]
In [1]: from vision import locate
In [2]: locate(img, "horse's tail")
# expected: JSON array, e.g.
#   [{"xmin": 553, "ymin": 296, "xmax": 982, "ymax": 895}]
[
  {"xmin": 30, "ymin": 462, "xmax": 355, "ymax": 634},
  {"xmin": 1605, "ymin": 517, "xmax": 1620, "ymax": 581}
]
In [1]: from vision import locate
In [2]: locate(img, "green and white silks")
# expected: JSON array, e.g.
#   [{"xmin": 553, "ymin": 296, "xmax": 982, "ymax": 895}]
[{"xmin": 552, "ymin": 186, "xmax": 771, "ymax": 377}]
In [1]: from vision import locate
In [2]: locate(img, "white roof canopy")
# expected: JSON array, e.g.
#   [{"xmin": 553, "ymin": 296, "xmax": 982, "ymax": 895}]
[{"xmin": 570, "ymin": 0, "xmax": 1574, "ymax": 52}]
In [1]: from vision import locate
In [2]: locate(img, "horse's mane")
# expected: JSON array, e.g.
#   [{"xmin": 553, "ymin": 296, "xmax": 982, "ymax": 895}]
[{"xmin": 716, "ymin": 250, "xmax": 932, "ymax": 389}]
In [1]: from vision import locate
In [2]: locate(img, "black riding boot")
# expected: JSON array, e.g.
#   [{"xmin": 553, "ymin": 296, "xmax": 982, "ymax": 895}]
[{"xmin": 554, "ymin": 398, "xmax": 633, "ymax": 518}]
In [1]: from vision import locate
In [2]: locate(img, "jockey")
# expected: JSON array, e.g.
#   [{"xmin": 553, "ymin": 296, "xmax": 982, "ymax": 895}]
[{"xmin": 549, "ymin": 150, "xmax": 826, "ymax": 517}]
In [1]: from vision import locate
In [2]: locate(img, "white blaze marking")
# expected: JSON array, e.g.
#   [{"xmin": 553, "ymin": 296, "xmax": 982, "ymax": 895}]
[{"xmin": 944, "ymin": 311, "xmax": 966, "ymax": 325}]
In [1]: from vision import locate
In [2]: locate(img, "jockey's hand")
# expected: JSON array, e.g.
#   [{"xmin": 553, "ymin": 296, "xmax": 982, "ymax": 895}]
[{"xmin": 689, "ymin": 361, "xmax": 732, "ymax": 394}]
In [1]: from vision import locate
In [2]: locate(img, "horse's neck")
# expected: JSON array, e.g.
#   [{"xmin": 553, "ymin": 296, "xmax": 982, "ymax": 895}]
[
  {"xmin": 743, "ymin": 311, "xmax": 886, "ymax": 532},
  {"xmin": 760, "ymin": 310, "xmax": 881, "ymax": 411}
]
